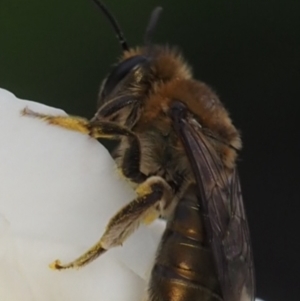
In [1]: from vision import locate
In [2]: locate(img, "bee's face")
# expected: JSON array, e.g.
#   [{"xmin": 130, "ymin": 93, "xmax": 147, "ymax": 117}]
[
  {"xmin": 97, "ymin": 46, "xmax": 192, "ymax": 107},
  {"xmin": 98, "ymin": 54, "xmax": 149, "ymax": 105},
  {"xmin": 94, "ymin": 46, "xmax": 193, "ymax": 128}
]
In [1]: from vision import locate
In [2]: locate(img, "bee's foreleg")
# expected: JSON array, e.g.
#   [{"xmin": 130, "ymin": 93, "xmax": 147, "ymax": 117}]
[
  {"xmin": 22, "ymin": 108, "xmax": 147, "ymax": 183},
  {"xmin": 50, "ymin": 176, "xmax": 172, "ymax": 270},
  {"xmin": 21, "ymin": 107, "xmax": 91, "ymax": 134}
]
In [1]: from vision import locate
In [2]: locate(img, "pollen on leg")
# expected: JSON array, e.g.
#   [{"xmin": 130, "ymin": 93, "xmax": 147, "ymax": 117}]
[
  {"xmin": 142, "ymin": 208, "xmax": 160, "ymax": 225},
  {"xmin": 21, "ymin": 107, "xmax": 90, "ymax": 134},
  {"xmin": 135, "ymin": 183, "xmax": 153, "ymax": 197},
  {"xmin": 44, "ymin": 116, "xmax": 90, "ymax": 134},
  {"xmin": 49, "ymin": 260, "xmax": 63, "ymax": 270}
]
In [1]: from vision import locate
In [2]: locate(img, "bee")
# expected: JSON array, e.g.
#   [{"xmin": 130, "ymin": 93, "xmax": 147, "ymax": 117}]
[{"xmin": 23, "ymin": 0, "xmax": 255, "ymax": 300}]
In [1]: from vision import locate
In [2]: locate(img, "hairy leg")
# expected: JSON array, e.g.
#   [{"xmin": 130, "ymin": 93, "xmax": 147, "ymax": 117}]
[{"xmin": 50, "ymin": 176, "xmax": 172, "ymax": 270}]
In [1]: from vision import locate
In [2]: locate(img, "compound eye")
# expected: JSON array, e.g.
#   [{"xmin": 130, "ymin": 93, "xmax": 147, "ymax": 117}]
[{"xmin": 101, "ymin": 55, "xmax": 148, "ymax": 99}]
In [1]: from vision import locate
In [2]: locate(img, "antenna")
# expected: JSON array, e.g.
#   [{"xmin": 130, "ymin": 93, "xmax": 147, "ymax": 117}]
[
  {"xmin": 91, "ymin": 0, "xmax": 129, "ymax": 51},
  {"xmin": 144, "ymin": 6, "xmax": 163, "ymax": 46}
]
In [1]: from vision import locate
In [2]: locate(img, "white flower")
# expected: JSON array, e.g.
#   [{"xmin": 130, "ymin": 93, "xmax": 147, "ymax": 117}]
[{"xmin": 0, "ymin": 88, "xmax": 164, "ymax": 301}]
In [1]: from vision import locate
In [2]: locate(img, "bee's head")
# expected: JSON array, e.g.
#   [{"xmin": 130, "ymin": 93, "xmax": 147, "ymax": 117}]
[
  {"xmin": 98, "ymin": 45, "xmax": 192, "ymax": 101},
  {"xmin": 91, "ymin": 1, "xmax": 191, "ymax": 127}
]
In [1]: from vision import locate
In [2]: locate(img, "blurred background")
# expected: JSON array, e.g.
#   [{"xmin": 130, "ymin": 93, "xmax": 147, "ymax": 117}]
[{"xmin": 0, "ymin": 1, "xmax": 299, "ymax": 300}]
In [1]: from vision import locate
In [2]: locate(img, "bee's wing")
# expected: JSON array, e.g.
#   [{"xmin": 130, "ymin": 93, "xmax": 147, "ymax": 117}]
[{"xmin": 170, "ymin": 102, "xmax": 255, "ymax": 301}]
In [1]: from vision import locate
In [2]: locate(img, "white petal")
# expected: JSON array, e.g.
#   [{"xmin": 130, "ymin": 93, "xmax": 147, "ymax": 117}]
[
  {"xmin": 0, "ymin": 88, "xmax": 164, "ymax": 301},
  {"xmin": 0, "ymin": 215, "xmax": 35, "ymax": 301}
]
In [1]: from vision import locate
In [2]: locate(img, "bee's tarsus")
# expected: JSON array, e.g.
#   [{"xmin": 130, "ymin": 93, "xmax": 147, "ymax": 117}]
[
  {"xmin": 50, "ymin": 176, "xmax": 172, "ymax": 269},
  {"xmin": 49, "ymin": 260, "xmax": 63, "ymax": 270},
  {"xmin": 21, "ymin": 107, "xmax": 40, "ymax": 118},
  {"xmin": 49, "ymin": 243, "xmax": 107, "ymax": 270}
]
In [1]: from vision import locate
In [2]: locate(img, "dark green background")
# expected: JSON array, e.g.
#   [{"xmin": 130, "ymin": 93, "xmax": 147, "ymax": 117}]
[{"xmin": 1, "ymin": 1, "xmax": 299, "ymax": 300}]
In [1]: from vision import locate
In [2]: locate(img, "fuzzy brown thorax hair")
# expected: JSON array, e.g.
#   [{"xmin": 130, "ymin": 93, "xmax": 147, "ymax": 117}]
[{"xmin": 96, "ymin": 46, "xmax": 241, "ymax": 169}]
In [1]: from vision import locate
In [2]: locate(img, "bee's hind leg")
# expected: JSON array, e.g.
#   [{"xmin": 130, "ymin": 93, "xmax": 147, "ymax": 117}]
[{"xmin": 50, "ymin": 176, "xmax": 172, "ymax": 270}]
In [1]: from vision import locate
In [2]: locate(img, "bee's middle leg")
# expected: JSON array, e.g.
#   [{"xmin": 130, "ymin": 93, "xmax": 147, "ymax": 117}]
[{"xmin": 51, "ymin": 176, "xmax": 172, "ymax": 270}]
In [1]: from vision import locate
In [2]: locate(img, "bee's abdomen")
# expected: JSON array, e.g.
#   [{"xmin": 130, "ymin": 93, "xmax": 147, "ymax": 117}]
[{"xmin": 149, "ymin": 185, "xmax": 223, "ymax": 301}]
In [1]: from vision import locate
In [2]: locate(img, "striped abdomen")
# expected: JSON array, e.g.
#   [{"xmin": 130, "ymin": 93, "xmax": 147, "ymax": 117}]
[{"xmin": 148, "ymin": 184, "xmax": 223, "ymax": 301}]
